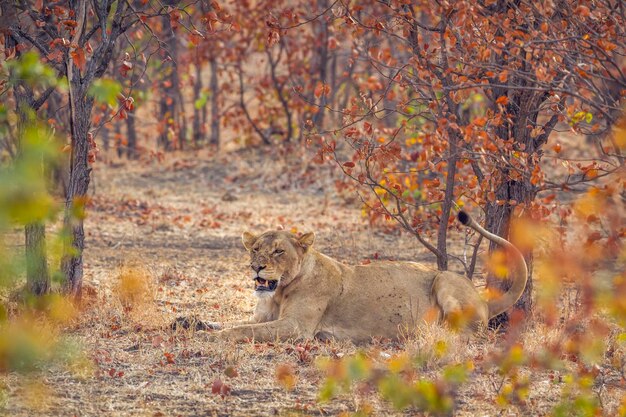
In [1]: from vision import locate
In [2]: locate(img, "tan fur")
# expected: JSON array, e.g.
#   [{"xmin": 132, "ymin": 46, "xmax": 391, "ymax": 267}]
[{"xmin": 214, "ymin": 212, "xmax": 528, "ymax": 343}]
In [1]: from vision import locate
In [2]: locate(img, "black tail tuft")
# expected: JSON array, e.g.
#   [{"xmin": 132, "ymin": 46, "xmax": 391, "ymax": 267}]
[{"xmin": 457, "ymin": 211, "xmax": 470, "ymax": 225}]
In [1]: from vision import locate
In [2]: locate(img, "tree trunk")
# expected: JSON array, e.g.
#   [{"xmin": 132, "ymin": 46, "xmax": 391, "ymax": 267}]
[
  {"xmin": 382, "ymin": 69, "xmax": 398, "ymax": 128},
  {"xmin": 158, "ymin": 7, "xmax": 186, "ymax": 150},
  {"xmin": 176, "ymin": 80, "xmax": 187, "ymax": 151},
  {"xmin": 311, "ymin": 1, "xmax": 329, "ymax": 130},
  {"xmin": 157, "ymin": 11, "xmax": 180, "ymax": 151},
  {"xmin": 192, "ymin": 59, "xmax": 203, "ymax": 147},
  {"xmin": 434, "ymin": 133, "xmax": 459, "ymax": 271},
  {"xmin": 61, "ymin": 79, "xmax": 94, "ymax": 297},
  {"xmin": 115, "ymin": 121, "xmax": 123, "ymax": 158},
  {"xmin": 101, "ymin": 124, "xmax": 110, "ymax": 153},
  {"xmin": 484, "ymin": 89, "xmax": 542, "ymax": 327},
  {"xmin": 209, "ymin": 57, "xmax": 220, "ymax": 147},
  {"xmin": 59, "ymin": 0, "xmax": 131, "ymax": 297},
  {"xmin": 267, "ymin": 46, "xmax": 293, "ymax": 142},
  {"xmin": 125, "ymin": 110, "xmax": 137, "ymax": 159},
  {"xmin": 158, "ymin": 79, "xmax": 174, "ymax": 151},
  {"xmin": 25, "ymin": 222, "xmax": 49, "ymax": 295},
  {"xmin": 327, "ymin": 54, "xmax": 337, "ymax": 124},
  {"xmin": 485, "ymin": 179, "xmax": 535, "ymax": 327}
]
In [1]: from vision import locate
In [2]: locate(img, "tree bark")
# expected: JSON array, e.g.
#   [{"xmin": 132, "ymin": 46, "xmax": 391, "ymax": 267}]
[
  {"xmin": 157, "ymin": 6, "xmax": 186, "ymax": 150},
  {"xmin": 101, "ymin": 124, "xmax": 110, "ymax": 153},
  {"xmin": 485, "ymin": 179, "xmax": 535, "ymax": 327},
  {"xmin": 58, "ymin": 0, "xmax": 136, "ymax": 296},
  {"xmin": 115, "ymin": 121, "xmax": 123, "ymax": 158},
  {"xmin": 25, "ymin": 222, "xmax": 49, "ymax": 295},
  {"xmin": 158, "ymin": 75, "xmax": 175, "ymax": 150},
  {"xmin": 311, "ymin": 1, "xmax": 329, "ymax": 130},
  {"xmin": 267, "ymin": 45, "xmax": 293, "ymax": 142},
  {"xmin": 209, "ymin": 57, "xmax": 220, "ymax": 147},
  {"xmin": 192, "ymin": 59, "xmax": 203, "ymax": 147},
  {"xmin": 157, "ymin": 12, "xmax": 177, "ymax": 150},
  {"xmin": 435, "ymin": 133, "xmax": 459, "ymax": 271},
  {"xmin": 61, "ymin": 85, "xmax": 94, "ymax": 297},
  {"xmin": 125, "ymin": 110, "xmax": 137, "ymax": 159},
  {"xmin": 483, "ymin": 88, "xmax": 543, "ymax": 326}
]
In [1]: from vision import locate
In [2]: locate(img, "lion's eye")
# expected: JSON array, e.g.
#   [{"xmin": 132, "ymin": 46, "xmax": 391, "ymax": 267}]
[{"xmin": 273, "ymin": 249, "xmax": 284, "ymax": 256}]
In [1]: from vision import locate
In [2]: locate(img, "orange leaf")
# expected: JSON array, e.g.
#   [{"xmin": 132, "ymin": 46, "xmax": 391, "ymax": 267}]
[
  {"xmin": 496, "ymin": 95, "xmax": 509, "ymax": 105},
  {"xmin": 543, "ymin": 194, "xmax": 556, "ymax": 203},
  {"xmin": 585, "ymin": 168, "xmax": 598, "ymax": 179},
  {"xmin": 275, "ymin": 364, "xmax": 297, "ymax": 390},
  {"xmin": 70, "ymin": 47, "xmax": 86, "ymax": 72},
  {"xmin": 575, "ymin": 5, "xmax": 590, "ymax": 17},
  {"xmin": 164, "ymin": 352, "xmax": 175, "ymax": 364},
  {"xmin": 474, "ymin": 117, "xmax": 487, "ymax": 127},
  {"xmin": 314, "ymin": 82, "xmax": 325, "ymax": 99},
  {"xmin": 498, "ymin": 70, "xmax": 508, "ymax": 82}
]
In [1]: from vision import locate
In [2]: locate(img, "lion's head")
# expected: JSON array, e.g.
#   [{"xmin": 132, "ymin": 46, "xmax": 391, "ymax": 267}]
[{"xmin": 242, "ymin": 230, "xmax": 315, "ymax": 298}]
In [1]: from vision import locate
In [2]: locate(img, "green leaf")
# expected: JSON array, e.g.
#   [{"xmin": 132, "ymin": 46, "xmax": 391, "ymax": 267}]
[
  {"xmin": 7, "ymin": 51, "xmax": 57, "ymax": 89},
  {"xmin": 347, "ymin": 353, "xmax": 371, "ymax": 381},
  {"xmin": 194, "ymin": 92, "xmax": 209, "ymax": 110},
  {"xmin": 378, "ymin": 375, "xmax": 414, "ymax": 410},
  {"xmin": 88, "ymin": 78, "xmax": 122, "ymax": 106},
  {"xmin": 317, "ymin": 378, "xmax": 338, "ymax": 402},
  {"xmin": 443, "ymin": 363, "xmax": 470, "ymax": 385},
  {"xmin": 0, "ymin": 125, "xmax": 61, "ymax": 225}
]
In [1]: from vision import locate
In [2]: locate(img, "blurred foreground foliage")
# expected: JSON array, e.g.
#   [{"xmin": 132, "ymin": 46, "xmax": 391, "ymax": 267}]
[
  {"xmin": 317, "ymin": 122, "xmax": 626, "ymax": 416},
  {"xmin": 0, "ymin": 53, "xmax": 92, "ymax": 401}
]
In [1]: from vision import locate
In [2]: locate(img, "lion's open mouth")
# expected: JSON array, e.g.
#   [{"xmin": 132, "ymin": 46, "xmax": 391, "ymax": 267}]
[{"xmin": 254, "ymin": 277, "xmax": 278, "ymax": 291}]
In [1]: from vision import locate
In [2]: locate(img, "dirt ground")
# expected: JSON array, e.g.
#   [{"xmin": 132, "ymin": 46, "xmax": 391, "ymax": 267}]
[{"xmin": 1, "ymin": 149, "xmax": 624, "ymax": 416}]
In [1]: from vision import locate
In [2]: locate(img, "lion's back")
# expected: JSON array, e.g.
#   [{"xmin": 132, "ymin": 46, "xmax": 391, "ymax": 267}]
[{"xmin": 315, "ymin": 261, "xmax": 439, "ymax": 342}]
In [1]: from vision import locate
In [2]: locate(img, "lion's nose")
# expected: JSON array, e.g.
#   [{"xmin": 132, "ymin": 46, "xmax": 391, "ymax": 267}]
[{"xmin": 251, "ymin": 264, "xmax": 266, "ymax": 273}]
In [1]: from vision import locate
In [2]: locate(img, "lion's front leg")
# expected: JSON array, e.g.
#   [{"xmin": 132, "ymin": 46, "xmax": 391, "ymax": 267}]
[
  {"xmin": 220, "ymin": 319, "xmax": 255, "ymax": 329},
  {"xmin": 214, "ymin": 318, "xmax": 302, "ymax": 342}
]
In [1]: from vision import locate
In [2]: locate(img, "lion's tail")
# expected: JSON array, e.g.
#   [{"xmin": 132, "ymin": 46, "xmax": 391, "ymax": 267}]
[{"xmin": 457, "ymin": 211, "xmax": 528, "ymax": 318}]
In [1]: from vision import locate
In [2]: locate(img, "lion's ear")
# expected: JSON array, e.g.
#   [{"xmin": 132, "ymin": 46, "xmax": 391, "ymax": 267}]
[
  {"xmin": 297, "ymin": 232, "xmax": 315, "ymax": 251},
  {"xmin": 242, "ymin": 232, "xmax": 257, "ymax": 251}
]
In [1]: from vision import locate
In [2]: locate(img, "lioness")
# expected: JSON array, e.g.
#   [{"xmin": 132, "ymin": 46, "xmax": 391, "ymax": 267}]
[{"xmin": 210, "ymin": 211, "xmax": 527, "ymax": 343}]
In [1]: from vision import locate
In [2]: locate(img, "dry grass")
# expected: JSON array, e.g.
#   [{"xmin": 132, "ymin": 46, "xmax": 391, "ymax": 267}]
[{"xmin": 0, "ymin": 150, "xmax": 624, "ymax": 416}]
